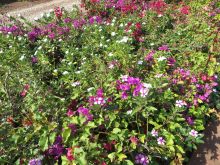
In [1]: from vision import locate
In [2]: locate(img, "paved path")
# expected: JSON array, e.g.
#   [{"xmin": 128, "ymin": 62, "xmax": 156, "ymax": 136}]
[
  {"xmin": 5, "ymin": 0, "xmax": 81, "ymax": 21},
  {"xmin": 189, "ymin": 114, "xmax": 220, "ymax": 165}
]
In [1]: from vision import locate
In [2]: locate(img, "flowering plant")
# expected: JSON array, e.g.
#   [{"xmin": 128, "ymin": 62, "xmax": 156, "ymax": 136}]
[{"xmin": 0, "ymin": 0, "xmax": 219, "ymax": 164}]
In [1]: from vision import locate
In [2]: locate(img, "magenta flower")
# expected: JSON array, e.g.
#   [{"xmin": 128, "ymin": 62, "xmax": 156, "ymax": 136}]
[
  {"xmin": 157, "ymin": 137, "xmax": 165, "ymax": 145},
  {"xmin": 135, "ymin": 154, "xmax": 149, "ymax": 165},
  {"xmin": 158, "ymin": 45, "xmax": 169, "ymax": 51},
  {"xmin": 189, "ymin": 129, "xmax": 198, "ymax": 137},
  {"xmin": 77, "ymin": 107, "xmax": 93, "ymax": 122},
  {"xmin": 145, "ymin": 50, "xmax": 155, "ymax": 62},
  {"xmin": 31, "ymin": 56, "xmax": 38, "ymax": 64}
]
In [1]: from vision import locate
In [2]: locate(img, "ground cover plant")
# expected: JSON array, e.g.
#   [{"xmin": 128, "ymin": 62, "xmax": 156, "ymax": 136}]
[{"xmin": 0, "ymin": 0, "xmax": 220, "ymax": 164}]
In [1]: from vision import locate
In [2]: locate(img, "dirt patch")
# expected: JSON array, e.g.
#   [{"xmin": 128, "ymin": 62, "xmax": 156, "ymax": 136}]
[{"xmin": 0, "ymin": 0, "xmax": 51, "ymax": 14}]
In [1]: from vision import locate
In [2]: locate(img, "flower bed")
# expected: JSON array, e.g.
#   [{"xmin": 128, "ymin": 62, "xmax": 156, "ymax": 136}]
[{"xmin": 0, "ymin": 0, "xmax": 220, "ymax": 164}]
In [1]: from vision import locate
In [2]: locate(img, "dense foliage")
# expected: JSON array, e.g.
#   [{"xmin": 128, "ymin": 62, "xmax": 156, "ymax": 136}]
[{"xmin": 0, "ymin": 0, "xmax": 219, "ymax": 164}]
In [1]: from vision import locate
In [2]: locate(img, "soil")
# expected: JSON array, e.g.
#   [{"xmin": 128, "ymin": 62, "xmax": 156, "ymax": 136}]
[
  {"xmin": 189, "ymin": 114, "xmax": 220, "ymax": 165},
  {"xmin": 0, "ymin": 0, "xmax": 51, "ymax": 14}
]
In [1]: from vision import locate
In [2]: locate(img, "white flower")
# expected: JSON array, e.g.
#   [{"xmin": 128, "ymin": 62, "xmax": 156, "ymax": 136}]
[
  {"xmin": 43, "ymin": 38, "xmax": 48, "ymax": 43},
  {"xmin": 157, "ymin": 56, "xmax": 166, "ymax": 61},
  {"xmin": 49, "ymin": 9, "xmax": 53, "ymax": 12},
  {"xmin": 119, "ymin": 36, "xmax": 129, "ymax": 43},
  {"xmin": 18, "ymin": 14, "xmax": 21, "ymax": 17},
  {"xmin": 189, "ymin": 129, "xmax": 198, "ymax": 137},
  {"xmin": 62, "ymin": 71, "xmax": 69, "ymax": 75},
  {"xmin": 151, "ymin": 129, "xmax": 158, "ymax": 137},
  {"xmin": 127, "ymin": 110, "xmax": 133, "ymax": 114},
  {"xmin": 101, "ymin": 36, "xmax": 104, "ymax": 39},
  {"xmin": 140, "ymin": 87, "xmax": 149, "ymax": 97},
  {"xmin": 87, "ymin": 87, "xmax": 94, "ymax": 92},
  {"xmin": 34, "ymin": 17, "xmax": 39, "ymax": 21},
  {"xmin": 108, "ymin": 52, "xmax": 113, "ymax": 57},
  {"xmin": 150, "ymin": 43, "xmax": 155, "ymax": 46},
  {"xmin": 108, "ymin": 64, "xmax": 114, "ymax": 69},
  {"xmin": 46, "ymin": 13, "xmax": 51, "ymax": 17},
  {"xmin": 99, "ymin": 29, "xmax": 102, "ymax": 32},
  {"xmin": 106, "ymin": 39, "xmax": 110, "ymax": 42},
  {"xmin": 111, "ymin": 32, "xmax": 116, "ymax": 36},
  {"xmin": 155, "ymin": 74, "xmax": 163, "ymax": 78},
  {"xmin": 121, "ymin": 75, "xmax": 129, "ymax": 82},
  {"xmin": 176, "ymin": 100, "xmax": 187, "ymax": 107},
  {"xmin": 53, "ymin": 69, "xmax": 58, "ymax": 73},
  {"xmin": 38, "ymin": 46, "xmax": 42, "ymax": 50},
  {"xmin": 100, "ymin": 43, "xmax": 103, "ymax": 47},
  {"xmin": 137, "ymin": 60, "xmax": 143, "ymax": 65},
  {"xmin": 158, "ymin": 14, "xmax": 163, "ymax": 17},
  {"xmin": 143, "ymin": 83, "xmax": 152, "ymax": 88},
  {"xmin": 119, "ymin": 23, "xmax": 124, "ymax": 27},
  {"xmin": 71, "ymin": 81, "xmax": 80, "ymax": 87},
  {"xmin": 75, "ymin": 70, "xmax": 81, "ymax": 74},
  {"xmin": 19, "ymin": 55, "xmax": 25, "ymax": 61}
]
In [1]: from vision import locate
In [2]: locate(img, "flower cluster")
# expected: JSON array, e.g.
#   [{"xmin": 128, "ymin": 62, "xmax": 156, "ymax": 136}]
[{"xmin": 117, "ymin": 75, "xmax": 151, "ymax": 99}]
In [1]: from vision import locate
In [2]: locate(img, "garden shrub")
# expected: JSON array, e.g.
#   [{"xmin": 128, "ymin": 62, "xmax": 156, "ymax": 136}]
[{"xmin": 0, "ymin": 0, "xmax": 220, "ymax": 164}]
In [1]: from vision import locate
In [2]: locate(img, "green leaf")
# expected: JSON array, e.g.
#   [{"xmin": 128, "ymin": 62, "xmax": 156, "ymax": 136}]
[
  {"xmin": 62, "ymin": 128, "xmax": 71, "ymax": 143},
  {"xmin": 176, "ymin": 145, "xmax": 185, "ymax": 154},
  {"xmin": 108, "ymin": 152, "xmax": 116, "ymax": 162},
  {"xmin": 112, "ymin": 128, "xmax": 121, "ymax": 134},
  {"xmin": 39, "ymin": 133, "xmax": 48, "ymax": 151},
  {"xmin": 123, "ymin": 160, "xmax": 134, "ymax": 165},
  {"xmin": 117, "ymin": 153, "xmax": 127, "ymax": 161}
]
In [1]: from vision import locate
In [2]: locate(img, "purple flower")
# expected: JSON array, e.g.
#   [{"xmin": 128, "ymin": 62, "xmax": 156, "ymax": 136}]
[
  {"xmin": 151, "ymin": 129, "xmax": 158, "ymax": 137},
  {"xmin": 135, "ymin": 154, "xmax": 149, "ymax": 165},
  {"xmin": 64, "ymin": 17, "xmax": 72, "ymax": 23},
  {"xmin": 68, "ymin": 123, "xmax": 77, "ymax": 135},
  {"xmin": 31, "ymin": 56, "xmax": 38, "ymax": 64},
  {"xmin": 77, "ymin": 107, "xmax": 93, "ymax": 122},
  {"xmin": 186, "ymin": 116, "xmax": 194, "ymax": 125},
  {"xmin": 158, "ymin": 45, "xmax": 169, "ymax": 51},
  {"xmin": 189, "ymin": 129, "xmax": 198, "ymax": 137},
  {"xmin": 157, "ymin": 137, "xmax": 165, "ymax": 145},
  {"xmin": 47, "ymin": 135, "xmax": 64, "ymax": 159},
  {"xmin": 28, "ymin": 158, "xmax": 42, "ymax": 165}
]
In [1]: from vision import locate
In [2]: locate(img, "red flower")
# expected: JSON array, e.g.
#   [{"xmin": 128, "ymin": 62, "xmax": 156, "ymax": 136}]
[
  {"xmin": 180, "ymin": 6, "xmax": 190, "ymax": 15},
  {"xmin": 54, "ymin": 7, "xmax": 62, "ymax": 19}
]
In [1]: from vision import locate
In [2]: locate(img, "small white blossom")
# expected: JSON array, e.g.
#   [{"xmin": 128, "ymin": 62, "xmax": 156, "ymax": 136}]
[
  {"xmin": 157, "ymin": 56, "xmax": 166, "ymax": 61},
  {"xmin": 87, "ymin": 87, "xmax": 94, "ymax": 92},
  {"xmin": 127, "ymin": 110, "xmax": 133, "ymax": 115},
  {"xmin": 108, "ymin": 52, "xmax": 113, "ymax": 57},
  {"xmin": 62, "ymin": 71, "xmax": 69, "ymax": 75},
  {"xmin": 19, "ymin": 55, "xmax": 25, "ymax": 61},
  {"xmin": 71, "ymin": 81, "xmax": 80, "ymax": 87},
  {"xmin": 189, "ymin": 129, "xmax": 198, "ymax": 137},
  {"xmin": 111, "ymin": 32, "xmax": 116, "ymax": 36},
  {"xmin": 137, "ymin": 60, "xmax": 143, "ymax": 65}
]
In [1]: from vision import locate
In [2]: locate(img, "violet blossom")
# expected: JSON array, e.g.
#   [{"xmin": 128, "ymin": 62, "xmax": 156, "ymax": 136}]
[{"xmin": 135, "ymin": 153, "xmax": 149, "ymax": 165}]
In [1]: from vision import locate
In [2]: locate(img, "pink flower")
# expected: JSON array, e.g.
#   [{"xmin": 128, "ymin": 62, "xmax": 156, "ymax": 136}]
[
  {"xmin": 157, "ymin": 137, "xmax": 165, "ymax": 145},
  {"xmin": 180, "ymin": 6, "xmax": 190, "ymax": 15},
  {"xmin": 151, "ymin": 129, "xmax": 158, "ymax": 137},
  {"xmin": 175, "ymin": 100, "xmax": 187, "ymax": 107},
  {"xmin": 66, "ymin": 148, "xmax": 74, "ymax": 161},
  {"xmin": 67, "ymin": 109, "xmax": 74, "ymax": 117},
  {"xmin": 130, "ymin": 136, "xmax": 138, "ymax": 144}
]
